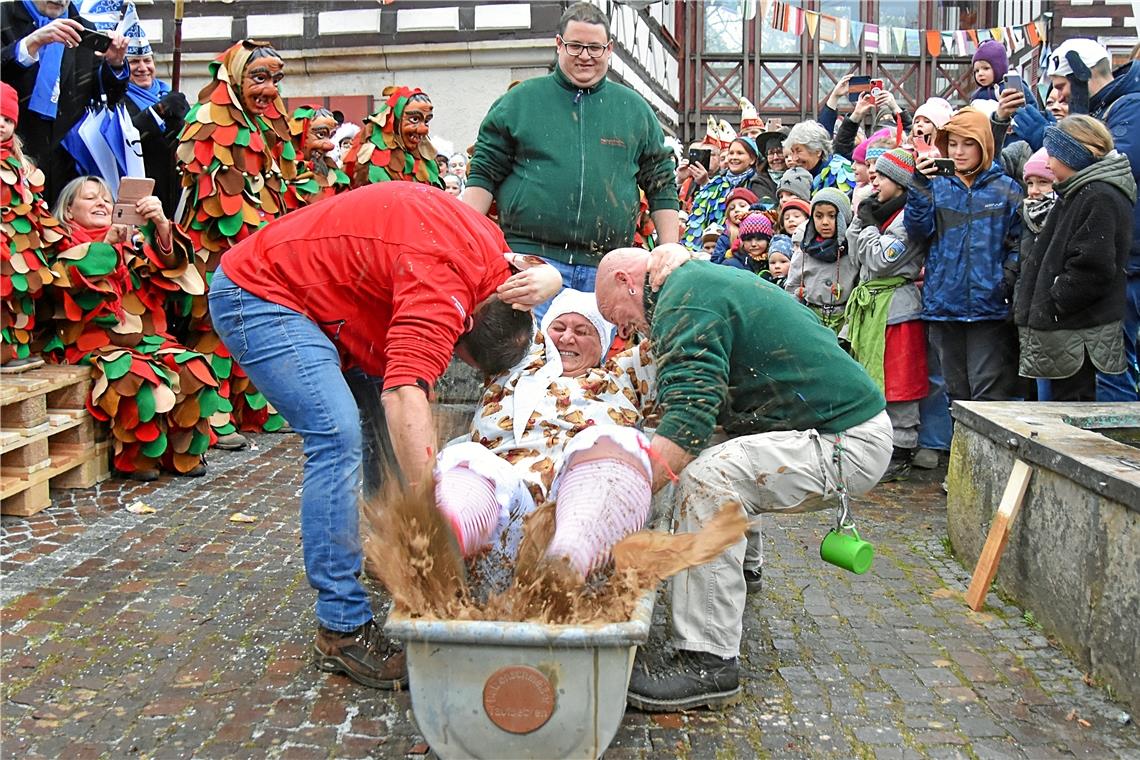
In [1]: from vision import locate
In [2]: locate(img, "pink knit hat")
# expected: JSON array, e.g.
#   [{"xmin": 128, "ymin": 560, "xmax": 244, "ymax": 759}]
[
  {"xmin": 914, "ymin": 97, "xmax": 953, "ymax": 130},
  {"xmin": 1023, "ymin": 148, "xmax": 1055, "ymax": 182},
  {"xmin": 738, "ymin": 212, "xmax": 774, "ymax": 240},
  {"xmin": 853, "ymin": 127, "xmax": 893, "ymax": 164}
]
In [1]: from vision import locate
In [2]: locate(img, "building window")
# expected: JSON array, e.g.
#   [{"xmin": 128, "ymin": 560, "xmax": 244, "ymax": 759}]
[
  {"xmin": 759, "ymin": 61, "xmax": 799, "ymax": 110},
  {"xmin": 819, "ymin": 0, "xmax": 860, "ymax": 57},
  {"xmin": 703, "ymin": 61, "xmax": 743, "ymax": 107},
  {"xmin": 757, "ymin": 0, "xmax": 801, "ymax": 55},
  {"xmin": 703, "ymin": 0, "xmax": 743, "ymax": 54}
]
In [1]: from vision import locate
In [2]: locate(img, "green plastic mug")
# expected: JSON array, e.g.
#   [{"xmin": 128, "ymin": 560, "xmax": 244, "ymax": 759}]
[{"xmin": 820, "ymin": 528, "xmax": 874, "ymax": 574}]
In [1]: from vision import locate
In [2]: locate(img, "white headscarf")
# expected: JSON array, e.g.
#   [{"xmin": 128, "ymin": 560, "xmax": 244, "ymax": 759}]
[{"xmin": 511, "ymin": 290, "xmax": 615, "ymax": 442}]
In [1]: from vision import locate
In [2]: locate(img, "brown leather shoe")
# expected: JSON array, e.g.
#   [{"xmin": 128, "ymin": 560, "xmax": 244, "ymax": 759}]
[{"xmin": 313, "ymin": 619, "xmax": 407, "ymax": 690}]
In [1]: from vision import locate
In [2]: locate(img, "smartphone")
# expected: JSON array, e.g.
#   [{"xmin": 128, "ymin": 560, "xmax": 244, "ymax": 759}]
[
  {"xmin": 765, "ymin": 117, "xmax": 782, "ymax": 132},
  {"xmin": 933, "ymin": 158, "xmax": 956, "ymax": 177},
  {"xmin": 78, "ymin": 28, "xmax": 112, "ymax": 54},
  {"xmin": 869, "ymin": 78, "xmax": 885, "ymax": 95},
  {"xmin": 112, "ymin": 177, "xmax": 155, "ymax": 227},
  {"xmin": 687, "ymin": 147, "xmax": 712, "ymax": 171},
  {"xmin": 1003, "ymin": 73, "xmax": 1023, "ymax": 94},
  {"xmin": 847, "ymin": 76, "xmax": 872, "ymax": 103}
]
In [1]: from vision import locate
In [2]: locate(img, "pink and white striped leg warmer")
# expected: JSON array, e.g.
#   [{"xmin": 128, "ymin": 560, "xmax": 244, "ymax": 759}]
[
  {"xmin": 435, "ymin": 466, "xmax": 500, "ymax": 557},
  {"xmin": 546, "ymin": 458, "xmax": 651, "ymax": 577}
]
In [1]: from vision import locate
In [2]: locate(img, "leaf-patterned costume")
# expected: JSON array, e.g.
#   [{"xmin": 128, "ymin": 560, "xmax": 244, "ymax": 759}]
[
  {"xmin": 1, "ymin": 143, "xmax": 62, "ymax": 361},
  {"xmin": 44, "ymin": 225, "xmax": 220, "ymax": 475},
  {"xmin": 681, "ymin": 169, "xmax": 758, "ymax": 251},
  {"xmin": 285, "ymin": 106, "xmax": 349, "ymax": 207},
  {"xmin": 343, "ymin": 86, "xmax": 442, "ymax": 188},
  {"xmin": 175, "ymin": 40, "xmax": 295, "ymax": 434}
]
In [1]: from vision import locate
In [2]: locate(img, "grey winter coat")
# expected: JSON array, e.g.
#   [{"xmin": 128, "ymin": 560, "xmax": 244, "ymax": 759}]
[{"xmin": 847, "ymin": 206, "xmax": 926, "ymax": 325}]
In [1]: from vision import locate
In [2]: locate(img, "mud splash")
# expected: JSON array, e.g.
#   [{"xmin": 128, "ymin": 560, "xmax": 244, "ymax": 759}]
[{"xmin": 362, "ymin": 482, "xmax": 748, "ymax": 625}]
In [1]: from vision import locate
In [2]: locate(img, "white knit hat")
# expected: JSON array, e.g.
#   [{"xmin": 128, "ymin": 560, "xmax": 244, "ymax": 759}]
[{"xmin": 1046, "ymin": 39, "xmax": 1110, "ymax": 78}]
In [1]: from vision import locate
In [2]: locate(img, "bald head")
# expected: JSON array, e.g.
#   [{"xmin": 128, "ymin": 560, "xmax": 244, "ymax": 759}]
[{"xmin": 595, "ymin": 247, "xmax": 651, "ymax": 335}]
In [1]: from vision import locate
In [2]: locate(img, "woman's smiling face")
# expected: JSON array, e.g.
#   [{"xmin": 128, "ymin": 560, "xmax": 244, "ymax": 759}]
[
  {"xmin": 68, "ymin": 180, "xmax": 113, "ymax": 228},
  {"xmin": 547, "ymin": 312, "xmax": 602, "ymax": 377}
]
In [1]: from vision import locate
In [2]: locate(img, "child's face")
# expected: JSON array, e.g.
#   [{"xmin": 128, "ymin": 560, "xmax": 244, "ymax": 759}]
[
  {"xmin": 812, "ymin": 204, "xmax": 838, "ymax": 238},
  {"xmin": 947, "ymin": 135, "xmax": 983, "ymax": 175},
  {"xmin": 1026, "ymin": 175, "xmax": 1054, "ymax": 200},
  {"xmin": 726, "ymin": 199, "xmax": 751, "ymax": 225},
  {"xmin": 873, "ymin": 174, "xmax": 904, "ymax": 203},
  {"xmin": 702, "ymin": 239, "xmax": 717, "ymax": 253},
  {"xmin": 741, "ymin": 237, "xmax": 769, "ymax": 261},
  {"xmin": 782, "ymin": 208, "xmax": 807, "ymax": 231},
  {"xmin": 777, "ymin": 190, "xmax": 796, "ymax": 206},
  {"xmin": 768, "ymin": 251, "xmax": 791, "ymax": 277},
  {"xmin": 854, "ymin": 161, "xmax": 870, "ymax": 185},
  {"xmin": 443, "ymin": 175, "xmax": 461, "ymax": 196},
  {"xmin": 911, "ymin": 116, "xmax": 935, "ymax": 141},
  {"xmin": 974, "ymin": 60, "xmax": 995, "ymax": 87},
  {"xmin": 0, "ymin": 116, "xmax": 14, "ymax": 143}
]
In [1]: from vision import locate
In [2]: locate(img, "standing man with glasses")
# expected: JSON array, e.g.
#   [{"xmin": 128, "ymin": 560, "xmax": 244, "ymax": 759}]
[{"xmin": 462, "ymin": 1, "xmax": 680, "ymax": 319}]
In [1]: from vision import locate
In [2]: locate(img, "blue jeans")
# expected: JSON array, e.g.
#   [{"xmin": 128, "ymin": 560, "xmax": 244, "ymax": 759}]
[
  {"xmin": 208, "ymin": 266, "xmax": 378, "ymax": 633},
  {"xmin": 917, "ymin": 338, "xmax": 952, "ymax": 452},
  {"xmin": 532, "ymin": 257, "xmax": 598, "ymax": 322},
  {"xmin": 1096, "ymin": 273, "xmax": 1140, "ymax": 401}
]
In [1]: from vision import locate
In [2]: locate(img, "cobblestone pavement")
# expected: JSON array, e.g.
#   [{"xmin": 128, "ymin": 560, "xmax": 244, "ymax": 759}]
[{"xmin": 2, "ymin": 433, "xmax": 1137, "ymax": 759}]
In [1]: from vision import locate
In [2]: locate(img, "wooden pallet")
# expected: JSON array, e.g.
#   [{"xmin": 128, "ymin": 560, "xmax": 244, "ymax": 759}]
[{"xmin": 1, "ymin": 365, "xmax": 110, "ymax": 516}]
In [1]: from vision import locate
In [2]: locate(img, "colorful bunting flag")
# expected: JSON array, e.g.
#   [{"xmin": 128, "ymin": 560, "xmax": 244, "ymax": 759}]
[
  {"xmin": 1025, "ymin": 20, "xmax": 1042, "ymax": 47},
  {"xmin": 805, "ymin": 10, "xmax": 819, "ymax": 38},
  {"xmin": 893, "ymin": 27, "xmax": 907, "ymax": 55},
  {"xmin": 759, "ymin": 8, "xmax": 1049, "ymax": 60},
  {"xmin": 902, "ymin": 29, "xmax": 918, "ymax": 56},
  {"xmin": 772, "ymin": 1, "xmax": 805, "ymax": 35},
  {"xmin": 926, "ymin": 30, "xmax": 941, "ymax": 57},
  {"xmin": 836, "ymin": 16, "xmax": 850, "ymax": 47},
  {"xmin": 818, "ymin": 13, "xmax": 840, "ymax": 44},
  {"xmin": 864, "ymin": 22, "xmax": 879, "ymax": 52}
]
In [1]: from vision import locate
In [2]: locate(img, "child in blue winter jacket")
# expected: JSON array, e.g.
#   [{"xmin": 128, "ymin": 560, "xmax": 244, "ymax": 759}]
[{"xmin": 905, "ymin": 106, "xmax": 1023, "ymax": 404}]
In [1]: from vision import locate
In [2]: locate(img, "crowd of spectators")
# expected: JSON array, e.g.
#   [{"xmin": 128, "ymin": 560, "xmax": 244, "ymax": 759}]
[{"xmin": 2, "ymin": 0, "xmax": 1139, "ymax": 488}]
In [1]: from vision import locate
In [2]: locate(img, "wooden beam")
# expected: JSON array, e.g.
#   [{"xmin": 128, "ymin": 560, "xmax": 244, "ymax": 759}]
[{"xmin": 965, "ymin": 459, "xmax": 1034, "ymax": 611}]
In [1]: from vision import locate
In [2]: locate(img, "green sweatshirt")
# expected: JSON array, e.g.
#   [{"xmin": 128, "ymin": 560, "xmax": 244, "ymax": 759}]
[
  {"xmin": 650, "ymin": 262, "xmax": 886, "ymax": 455},
  {"xmin": 466, "ymin": 67, "xmax": 679, "ymax": 267}
]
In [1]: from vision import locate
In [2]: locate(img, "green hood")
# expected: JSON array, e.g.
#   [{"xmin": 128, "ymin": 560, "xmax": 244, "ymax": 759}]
[{"xmin": 1057, "ymin": 150, "xmax": 1138, "ymax": 204}]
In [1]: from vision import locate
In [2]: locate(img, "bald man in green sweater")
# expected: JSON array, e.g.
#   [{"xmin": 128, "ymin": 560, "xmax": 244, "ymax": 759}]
[{"xmin": 596, "ymin": 248, "xmax": 893, "ymax": 712}]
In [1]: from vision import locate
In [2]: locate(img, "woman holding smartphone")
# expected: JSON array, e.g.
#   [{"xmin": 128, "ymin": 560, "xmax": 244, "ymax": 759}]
[{"xmin": 46, "ymin": 176, "xmax": 220, "ymax": 481}]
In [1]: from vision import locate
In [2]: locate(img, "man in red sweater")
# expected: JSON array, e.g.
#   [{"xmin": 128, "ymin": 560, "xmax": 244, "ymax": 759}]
[{"xmin": 209, "ymin": 182, "xmax": 561, "ymax": 689}]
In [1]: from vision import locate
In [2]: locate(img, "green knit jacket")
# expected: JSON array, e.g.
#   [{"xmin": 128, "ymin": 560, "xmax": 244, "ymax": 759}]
[
  {"xmin": 466, "ymin": 67, "xmax": 679, "ymax": 267},
  {"xmin": 650, "ymin": 262, "xmax": 886, "ymax": 455}
]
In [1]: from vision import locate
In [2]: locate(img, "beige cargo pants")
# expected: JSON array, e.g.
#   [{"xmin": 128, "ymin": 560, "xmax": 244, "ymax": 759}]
[{"xmin": 669, "ymin": 410, "xmax": 893, "ymax": 658}]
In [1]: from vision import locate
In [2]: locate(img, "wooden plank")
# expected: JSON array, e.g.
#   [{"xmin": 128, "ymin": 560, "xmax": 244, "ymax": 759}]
[
  {"xmin": 1, "ymin": 479, "xmax": 50, "ymax": 516},
  {"xmin": 52, "ymin": 441, "xmax": 111, "ymax": 489},
  {"xmin": 0, "ymin": 414, "xmax": 93, "ymax": 455},
  {"xmin": 965, "ymin": 459, "xmax": 1034, "ymax": 611},
  {"xmin": 1, "ymin": 365, "xmax": 92, "ymax": 407}
]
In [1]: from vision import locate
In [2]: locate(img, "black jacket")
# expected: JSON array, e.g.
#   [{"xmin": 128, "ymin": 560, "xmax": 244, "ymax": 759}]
[
  {"xmin": 1014, "ymin": 160, "xmax": 1136, "ymax": 331},
  {"xmin": 124, "ymin": 91, "xmax": 189, "ymax": 217},
  {"xmin": 1, "ymin": 0, "xmax": 128, "ymax": 201}
]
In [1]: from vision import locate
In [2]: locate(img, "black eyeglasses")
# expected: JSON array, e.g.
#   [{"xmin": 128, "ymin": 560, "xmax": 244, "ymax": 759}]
[{"xmin": 558, "ymin": 35, "xmax": 610, "ymax": 58}]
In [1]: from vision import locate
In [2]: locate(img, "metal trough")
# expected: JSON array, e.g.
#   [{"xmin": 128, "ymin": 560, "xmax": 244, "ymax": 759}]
[{"xmin": 385, "ymin": 590, "xmax": 655, "ymax": 759}]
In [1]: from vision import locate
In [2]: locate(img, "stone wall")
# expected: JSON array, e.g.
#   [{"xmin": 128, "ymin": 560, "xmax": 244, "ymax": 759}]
[{"xmin": 946, "ymin": 402, "xmax": 1140, "ymax": 714}]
